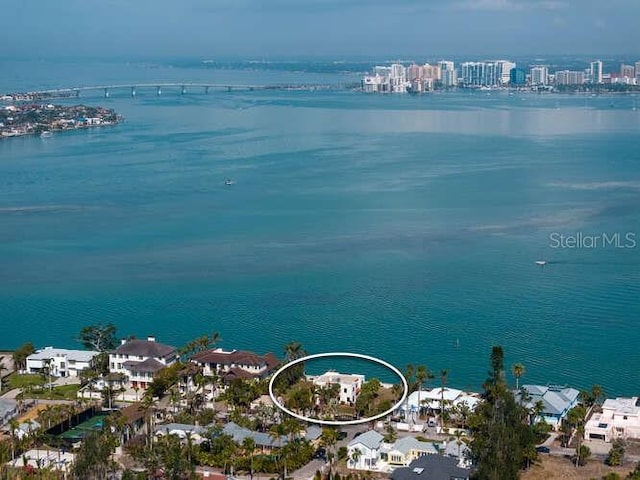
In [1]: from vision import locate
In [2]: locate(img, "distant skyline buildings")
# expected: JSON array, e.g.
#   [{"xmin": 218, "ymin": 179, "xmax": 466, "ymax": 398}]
[{"xmin": 362, "ymin": 57, "xmax": 640, "ymax": 93}]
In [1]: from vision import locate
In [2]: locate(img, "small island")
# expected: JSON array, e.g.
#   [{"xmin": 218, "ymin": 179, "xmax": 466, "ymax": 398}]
[{"xmin": 0, "ymin": 103, "xmax": 122, "ymax": 139}]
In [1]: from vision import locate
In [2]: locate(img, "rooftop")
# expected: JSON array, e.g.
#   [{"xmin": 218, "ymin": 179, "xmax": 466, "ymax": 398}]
[
  {"xmin": 390, "ymin": 455, "xmax": 471, "ymax": 480},
  {"xmin": 114, "ymin": 337, "xmax": 176, "ymax": 358},
  {"xmin": 192, "ymin": 348, "xmax": 279, "ymax": 370},
  {"xmin": 28, "ymin": 347, "xmax": 99, "ymax": 363},
  {"xmin": 603, "ymin": 397, "xmax": 640, "ymax": 415},
  {"xmin": 122, "ymin": 358, "xmax": 166, "ymax": 373},
  {"xmin": 348, "ymin": 430, "xmax": 383, "ymax": 450},
  {"xmin": 517, "ymin": 384, "xmax": 580, "ymax": 416}
]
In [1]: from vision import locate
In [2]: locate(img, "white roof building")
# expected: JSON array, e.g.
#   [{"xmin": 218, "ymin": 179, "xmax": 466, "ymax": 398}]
[
  {"xmin": 312, "ymin": 371, "xmax": 365, "ymax": 405},
  {"xmin": 585, "ymin": 397, "xmax": 640, "ymax": 442},
  {"xmin": 26, "ymin": 347, "xmax": 99, "ymax": 378}
]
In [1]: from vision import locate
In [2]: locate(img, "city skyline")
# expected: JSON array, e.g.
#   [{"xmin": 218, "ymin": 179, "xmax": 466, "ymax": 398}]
[{"xmin": 1, "ymin": 0, "xmax": 639, "ymax": 58}]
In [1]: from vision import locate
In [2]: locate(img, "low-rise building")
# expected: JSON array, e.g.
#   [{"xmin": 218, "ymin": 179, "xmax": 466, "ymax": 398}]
[
  {"xmin": 347, "ymin": 430, "xmax": 384, "ymax": 470},
  {"xmin": 390, "ymin": 454, "xmax": 471, "ymax": 480},
  {"xmin": 109, "ymin": 336, "xmax": 177, "ymax": 389},
  {"xmin": 585, "ymin": 397, "xmax": 640, "ymax": 442},
  {"xmin": 222, "ymin": 421, "xmax": 287, "ymax": 452},
  {"xmin": 191, "ymin": 348, "xmax": 279, "ymax": 381},
  {"xmin": 381, "ymin": 436, "xmax": 439, "ymax": 467},
  {"xmin": 26, "ymin": 347, "xmax": 99, "ymax": 378},
  {"xmin": 311, "ymin": 371, "xmax": 365, "ymax": 405},
  {"xmin": 515, "ymin": 384, "xmax": 580, "ymax": 430}
]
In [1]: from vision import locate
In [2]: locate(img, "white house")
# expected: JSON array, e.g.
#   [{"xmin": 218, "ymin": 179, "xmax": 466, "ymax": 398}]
[
  {"xmin": 312, "ymin": 371, "xmax": 365, "ymax": 405},
  {"xmin": 154, "ymin": 423, "xmax": 208, "ymax": 444},
  {"xmin": 347, "ymin": 430, "xmax": 384, "ymax": 470},
  {"xmin": 109, "ymin": 336, "xmax": 177, "ymax": 389},
  {"xmin": 399, "ymin": 388, "xmax": 481, "ymax": 419},
  {"xmin": 585, "ymin": 397, "xmax": 640, "ymax": 442},
  {"xmin": 26, "ymin": 347, "xmax": 99, "ymax": 378}
]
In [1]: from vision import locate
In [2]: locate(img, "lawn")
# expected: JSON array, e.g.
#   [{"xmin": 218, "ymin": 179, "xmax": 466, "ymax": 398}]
[
  {"xmin": 7, "ymin": 373, "xmax": 44, "ymax": 389},
  {"xmin": 19, "ymin": 384, "xmax": 80, "ymax": 401}
]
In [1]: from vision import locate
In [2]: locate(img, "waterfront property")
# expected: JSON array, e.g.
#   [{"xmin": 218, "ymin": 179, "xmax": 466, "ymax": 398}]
[
  {"xmin": 514, "ymin": 384, "xmax": 580, "ymax": 430},
  {"xmin": 585, "ymin": 396, "xmax": 640, "ymax": 442},
  {"xmin": 311, "ymin": 371, "xmax": 365, "ymax": 405},
  {"xmin": 190, "ymin": 348, "xmax": 279, "ymax": 381},
  {"xmin": 399, "ymin": 388, "xmax": 481, "ymax": 419},
  {"xmin": 26, "ymin": 346, "xmax": 99, "ymax": 378},
  {"xmin": 109, "ymin": 336, "xmax": 178, "ymax": 389}
]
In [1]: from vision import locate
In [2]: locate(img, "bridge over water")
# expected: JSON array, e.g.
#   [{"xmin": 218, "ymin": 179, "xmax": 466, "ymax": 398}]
[{"xmin": 3, "ymin": 82, "xmax": 358, "ymax": 101}]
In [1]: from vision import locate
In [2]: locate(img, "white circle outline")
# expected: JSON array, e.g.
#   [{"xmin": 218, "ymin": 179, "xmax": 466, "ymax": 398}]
[{"xmin": 268, "ymin": 352, "xmax": 408, "ymax": 426}]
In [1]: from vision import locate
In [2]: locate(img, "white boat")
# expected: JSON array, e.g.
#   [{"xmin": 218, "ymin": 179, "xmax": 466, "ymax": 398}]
[
  {"xmin": 40, "ymin": 131, "xmax": 52, "ymax": 138},
  {"xmin": 225, "ymin": 178, "xmax": 234, "ymax": 186},
  {"xmin": 535, "ymin": 260, "xmax": 547, "ymax": 266}
]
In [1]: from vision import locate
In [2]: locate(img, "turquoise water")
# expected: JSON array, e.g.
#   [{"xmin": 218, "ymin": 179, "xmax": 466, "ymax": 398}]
[{"xmin": 1, "ymin": 60, "xmax": 639, "ymax": 396}]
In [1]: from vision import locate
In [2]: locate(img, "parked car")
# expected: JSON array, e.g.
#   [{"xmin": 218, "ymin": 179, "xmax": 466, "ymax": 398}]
[
  {"xmin": 313, "ymin": 448, "xmax": 327, "ymax": 460},
  {"xmin": 536, "ymin": 446, "xmax": 550, "ymax": 454}
]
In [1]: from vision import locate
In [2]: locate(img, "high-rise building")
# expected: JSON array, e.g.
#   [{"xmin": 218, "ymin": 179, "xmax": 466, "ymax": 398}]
[
  {"xmin": 496, "ymin": 60, "xmax": 516, "ymax": 84},
  {"xmin": 555, "ymin": 70, "xmax": 585, "ymax": 85},
  {"xmin": 590, "ymin": 60, "xmax": 603, "ymax": 84},
  {"xmin": 460, "ymin": 61, "xmax": 510, "ymax": 86},
  {"xmin": 441, "ymin": 69, "xmax": 458, "ymax": 87},
  {"xmin": 509, "ymin": 67, "xmax": 526, "ymax": 85},
  {"xmin": 635, "ymin": 61, "xmax": 640, "ymax": 83},
  {"xmin": 438, "ymin": 61, "xmax": 456, "ymax": 87},
  {"xmin": 530, "ymin": 66, "xmax": 549, "ymax": 86},
  {"xmin": 621, "ymin": 64, "xmax": 635, "ymax": 79}
]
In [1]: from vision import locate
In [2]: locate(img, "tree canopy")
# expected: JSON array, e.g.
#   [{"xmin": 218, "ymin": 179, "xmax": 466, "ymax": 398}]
[
  {"xmin": 468, "ymin": 346, "xmax": 537, "ymax": 480},
  {"xmin": 77, "ymin": 323, "xmax": 118, "ymax": 351}
]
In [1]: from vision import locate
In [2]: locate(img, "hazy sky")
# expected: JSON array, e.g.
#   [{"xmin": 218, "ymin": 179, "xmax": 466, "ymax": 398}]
[{"xmin": 2, "ymin": 0, "xmax": 638, "ymax": 58}]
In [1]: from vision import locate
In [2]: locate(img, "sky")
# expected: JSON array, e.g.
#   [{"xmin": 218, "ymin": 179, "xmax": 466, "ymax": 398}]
[{"xmin": 1, "ymin": 0, "xmax": 638, "ymax": 59}]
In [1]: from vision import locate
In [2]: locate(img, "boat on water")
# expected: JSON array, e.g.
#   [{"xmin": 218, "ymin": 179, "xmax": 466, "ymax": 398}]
[
  {"xmin": 225, "ymin": 178, "xmax": 234, "ymax": 186},
  {"xmin": 40, "ymin": 131, "xmax": 52, "ymax": 138},
  {"xmin": 535, "ymin": 260, "xmax": 547, "ymax": 266}
]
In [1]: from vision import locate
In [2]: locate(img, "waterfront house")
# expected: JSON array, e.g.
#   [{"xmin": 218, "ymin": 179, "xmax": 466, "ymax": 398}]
[
  {"xmin": 109, "ymin": 336, "xmax": 177, "ymax": 389},
  {"xmin": 390, "ymin": 455, "xmax": 471, "ymax": 480},
  {"xmin": 312, "ymin": 371, "xmax": 365, "ymax": 405},
  {"xmin": 514, "ymin": 384, "xmax": 580, "ymax": 430},
  {"xmin": 347, "ymin": 430, "xmax": 384, "ymax": 470},
  {"xmin": 26, "ymin": 347, "xmax": 99, "ymax": 378},
  {"xmin": 190, "ymin": 348, "xmax": 279, "ymax": 381},
  {"xmin": 585, "ymin": 397, "xmax": 640, "ymax": 442}
]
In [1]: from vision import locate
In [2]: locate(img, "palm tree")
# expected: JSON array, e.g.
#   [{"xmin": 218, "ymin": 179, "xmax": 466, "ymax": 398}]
[
  {"xmin": 511, "ymin": 363, "xmax": 525, "ymax": 390},
  {"xmin": 349, "ymin": 447, "xmax": 362, "ymax": 468},
  {"xmin": 0, "ymin": 356, "xmax": 6, "ymax": 391},
  {"xmin": 320, "ymin": 428, "xmax": 338, "ymax": 480},
  {"xmin": 8, "ymin": 418, "xmax": 18, "ymax": 461},
  {"xmin": 242, "ymin": 437, "xmax": 257, "ymax": 480},
  {"xmin": 415, "ymin": 365, "xmax": 432, "ymax": 419},
  {"xmin": 439, "ymin": 370, "xmax": 449, "ymax": 429},
  {"xmin": 591, "ymin": 385, "xmax": 604, "ymax": 406},
  {"xmin": 269, "ymin": 422, "xmax": 288, "ymax": 478},
  {"xmin": 284, "ymin": 342, "xmax": 305, "ymax": 362}
]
